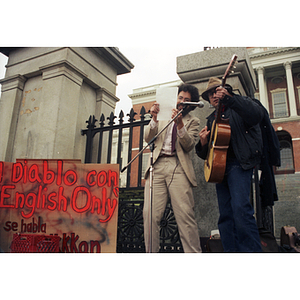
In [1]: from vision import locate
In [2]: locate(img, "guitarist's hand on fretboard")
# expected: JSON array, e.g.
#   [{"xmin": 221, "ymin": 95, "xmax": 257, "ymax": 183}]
[{"xmin": 215, "ymin": 86, "xmax": 232, "ymax": 102}]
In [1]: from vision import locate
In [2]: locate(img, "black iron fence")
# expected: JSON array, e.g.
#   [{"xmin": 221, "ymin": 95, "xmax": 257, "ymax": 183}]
[
  {"xmin": 81, "ymin": 107, "xmax": 184, "ymax": 252},
  {"xmin": 81, "ymin": 107, "xmax": 150, "ymax": 188}
]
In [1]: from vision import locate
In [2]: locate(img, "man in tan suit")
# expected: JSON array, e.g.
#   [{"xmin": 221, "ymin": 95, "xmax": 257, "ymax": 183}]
[{"xmin": 143, "ymin": 83, "xmax": 202, "ymax": 253}]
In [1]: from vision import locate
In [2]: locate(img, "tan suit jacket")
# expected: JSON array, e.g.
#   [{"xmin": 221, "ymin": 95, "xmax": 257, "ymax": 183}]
[{"xmin": 144, "ymin": 113, "xmax": 200, "ymax": 187}]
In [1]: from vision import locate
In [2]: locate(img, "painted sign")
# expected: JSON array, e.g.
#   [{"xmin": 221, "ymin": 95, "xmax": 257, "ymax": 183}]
[{"xmin": 0, "ymin": 159, "xmax": 119, "ymax": 253}]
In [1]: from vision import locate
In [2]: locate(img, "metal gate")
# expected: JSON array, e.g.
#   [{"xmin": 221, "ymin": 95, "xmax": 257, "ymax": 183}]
[{"xmin": 81, "ymin": 107, "xmax": 183, "ymax": 252}]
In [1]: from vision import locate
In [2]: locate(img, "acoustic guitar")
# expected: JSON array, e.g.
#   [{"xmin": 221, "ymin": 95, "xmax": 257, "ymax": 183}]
[{"xmin": 204, "ymin": 54, "xmax": 238, "ymax": 183}]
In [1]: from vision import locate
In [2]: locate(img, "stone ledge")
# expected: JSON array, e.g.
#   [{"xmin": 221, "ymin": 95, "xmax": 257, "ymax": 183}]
[
  {"xmin": 0, "ymin": 74, "xmax": 27, "ymax": 92},
  {"xmin": 40, "ymin": 60, "xmax": 87, "ymax": 86}
]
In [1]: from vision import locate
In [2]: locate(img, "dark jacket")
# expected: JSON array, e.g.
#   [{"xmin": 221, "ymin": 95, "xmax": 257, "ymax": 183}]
[
  {"xmin": 195, "ymin": 93, "xmax": 264, "ymax": 170},
  {"xmin": 253, "ymin": 98, "xmax": 281, "ymax": 206}
]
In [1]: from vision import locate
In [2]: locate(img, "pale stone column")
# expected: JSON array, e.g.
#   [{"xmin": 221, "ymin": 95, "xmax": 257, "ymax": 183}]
[
  {"xmin": 257, "ymin": 66, "xmax": 269, "ymax": 111},
  {"xmin": 0, "ymin": 74, "xmax": 26, "ymax": 161},
  {"xmin": 8, "ymin": 61, "xmax": 86, "ymax": 161},
  {"xmin": 284, "ymin": 61, "xmax": 297, "ymax": 117},
  {"xmin": 35, "ymin": 61, "xmax": 86, "ymax": 159},
  {"xmin": 96, "ymin": 87, "xmax": 119, "ymax": 118}
]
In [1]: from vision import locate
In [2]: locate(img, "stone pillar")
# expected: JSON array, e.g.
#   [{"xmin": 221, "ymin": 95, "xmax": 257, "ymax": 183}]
[
  {"xmin": 284, "ymin": 61, "xmax": 297, "ymax": 117},
  {"xmin": 0, "ymin": 47, "xmax": 133, "ymax": 162},
  {"xmin": 256, "ymin": 66, "xmax": 269, "ymax": 111},
  {"xmin": 36, "ymin": 61, "xmax": 85, "ymax": 159},
  {"xmin": 0, "ymin": 75, "xmax": 26, "ymax": 161}
]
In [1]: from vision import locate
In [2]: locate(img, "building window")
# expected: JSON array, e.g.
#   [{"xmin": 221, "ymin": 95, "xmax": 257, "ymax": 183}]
[
  {"xmin": 275, "ymin": 131, "xmax": 294, "ymax": 174},
  {"xmin": 271, "ymin": 88, "xmax": 288, "ymax": 118}
]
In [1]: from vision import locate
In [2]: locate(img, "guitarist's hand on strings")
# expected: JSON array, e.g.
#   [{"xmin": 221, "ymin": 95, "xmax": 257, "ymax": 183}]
[{"xmin": 199, "ymin": 126, "xmax": 210, "ymax": 146}]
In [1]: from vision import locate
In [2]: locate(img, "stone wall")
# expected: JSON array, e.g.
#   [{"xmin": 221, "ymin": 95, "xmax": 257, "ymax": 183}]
[{"xmin": 274, "ymin": 173, "xmax": 300, "ymax": 237}]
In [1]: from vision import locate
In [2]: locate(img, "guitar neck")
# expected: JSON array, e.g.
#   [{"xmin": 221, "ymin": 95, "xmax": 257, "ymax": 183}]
[
  {"xmin": 222, "ymin": 54, "xmax": 237, "ymax": 87},
  {"xmin": 215, "ymin": 54, "xmax": 238, "ymax": 122},
  {"xmin": 216, "ymin": 73, "xmax": 228, "ymax": 123}
]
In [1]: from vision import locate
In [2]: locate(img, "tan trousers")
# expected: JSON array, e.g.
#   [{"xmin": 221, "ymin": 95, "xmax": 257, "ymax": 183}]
[{"xmin": 143, "ymin": 156, "xmax": 202, "ymax": 253}]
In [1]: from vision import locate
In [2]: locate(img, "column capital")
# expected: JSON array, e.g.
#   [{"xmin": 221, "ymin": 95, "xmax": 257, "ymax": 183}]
[
  {"xmin": 284, "ymin": 60, "xmax": 297, "ymax": 116},
  {"xmin": 96, "ymin": 87, "xmax": 119, "ymax": 106},
  {"xmin": 0, "ymin": 74, "xmax": 27, "ymax": 92},
  {"xmin": 256, "ymin": 66, "xmax": 265, "ymax": 74},
  {"xmin": 283, "ymin": 61, "xmax": 292, "ymax": 69},
  {"xmin": 40, "ymin": 60, "xmax": 87, "ymax": 86},
  {"xmin": 256, "ymin": 66, "xmax": 268, "ymax": 111}
]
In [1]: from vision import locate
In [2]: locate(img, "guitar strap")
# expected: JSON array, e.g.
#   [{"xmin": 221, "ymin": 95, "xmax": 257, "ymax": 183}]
[{"xmin": 214, "ymin": 104, "xmax": 225, "ymax": 117}]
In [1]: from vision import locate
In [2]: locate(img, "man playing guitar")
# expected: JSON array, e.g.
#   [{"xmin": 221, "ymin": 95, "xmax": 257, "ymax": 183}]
[{"xmin": 196, "ymin": 76, "xmax": 264, "ymax": 252}]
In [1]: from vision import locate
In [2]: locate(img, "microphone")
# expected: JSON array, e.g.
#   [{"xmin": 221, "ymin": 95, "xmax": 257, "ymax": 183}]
[{"xmin": 180, "ymin": 101, "xmax": 205, "ymax": 108}]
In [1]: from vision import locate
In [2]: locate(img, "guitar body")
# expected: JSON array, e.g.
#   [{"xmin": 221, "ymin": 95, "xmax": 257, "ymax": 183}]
[{"xmin": 204, "ymin": 120, "xmax": 231, "ymax": 183}]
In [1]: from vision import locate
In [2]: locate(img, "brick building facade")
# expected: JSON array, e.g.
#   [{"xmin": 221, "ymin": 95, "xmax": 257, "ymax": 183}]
[{"xmin": 249, "ymin": 47, "xmax": 300, "ymax": 175}]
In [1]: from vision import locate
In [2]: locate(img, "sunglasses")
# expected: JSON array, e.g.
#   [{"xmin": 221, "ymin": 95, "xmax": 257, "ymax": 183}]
[{"xmin": 207, "ymin": 88, "xmax": 217, "ymax": 97}]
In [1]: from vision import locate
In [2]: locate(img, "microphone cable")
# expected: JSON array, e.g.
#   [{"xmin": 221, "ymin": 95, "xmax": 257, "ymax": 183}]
[{"xmin": 166, "ymin": 159, "xmax": 180, "ymax": 190}]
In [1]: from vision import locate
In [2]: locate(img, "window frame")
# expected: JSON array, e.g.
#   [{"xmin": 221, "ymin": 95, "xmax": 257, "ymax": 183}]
[
  {"xmin": 275, "ymin": 132, "xmax": 295, "ymax": 175},
  {"xmin": 271, "ymin": 88, "xmax": 289, "ymax": 119}
]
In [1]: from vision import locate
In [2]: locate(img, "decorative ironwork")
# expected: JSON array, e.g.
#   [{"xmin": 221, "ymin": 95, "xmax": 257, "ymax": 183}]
[
  {"xmin": 117, "ymin": 188, "xmax": 183, "ymax": 253},
  {"xmin": 107, "ymin": 112, "xmax": 116, "ymax": 126},
  {"xmin": 117, "ymin": 191, "xmax": 145, "ymax": 253},
  {"xmin": 99, "ymin": 114, "xmax": 105, "ymax": 127},
  {"xmin": 160, "ymin": 205, "xmax": 183, "ymax": 252},
  {"xmin": 127, "ymin": 108, "xmax": 137, "ymax": 123},
  {"xmin": 86, "ymin": 115, "xmax": 97, "ymax": 130},
  {"xmin": 118, "ymin": 110, "xmax": 124, "ymax": 125},
  {"xmin": 81, "ymin": 107, "xmax": 151, "ymax": 188}
]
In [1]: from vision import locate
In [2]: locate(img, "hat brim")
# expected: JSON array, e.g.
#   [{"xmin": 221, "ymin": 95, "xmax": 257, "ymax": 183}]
[{"xmin": 201, "ymin": 84, "xmax": 221, "ymax": 101}]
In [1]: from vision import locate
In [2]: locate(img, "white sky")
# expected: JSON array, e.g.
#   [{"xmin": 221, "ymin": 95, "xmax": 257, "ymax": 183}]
[
  {"xmin": 1, "ymin": 1, "xmax": 296, "ymax": 119},
  {"xmin": 114, "ymin": 45, "xmax": 205, "ymax": 114}
]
